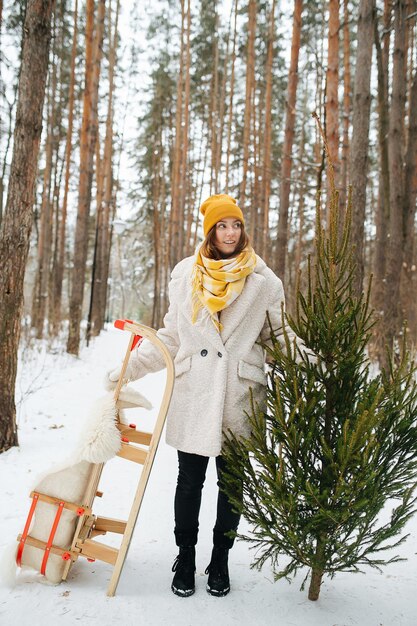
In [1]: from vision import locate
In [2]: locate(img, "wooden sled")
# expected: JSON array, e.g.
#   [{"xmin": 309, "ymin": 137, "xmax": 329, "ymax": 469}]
[{"xmin": 16, "ymin": 319, "xmax": 174, "ymax": 596}]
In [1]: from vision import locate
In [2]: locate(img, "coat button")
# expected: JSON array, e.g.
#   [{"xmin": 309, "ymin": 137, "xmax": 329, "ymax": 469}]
[
  {"xmin": 217, "ymin": 352, "xmax": 223, "ymax": 358},
  {"xmin": 200, "ymin": 349, "xmax": 208, "ymax": 357}
]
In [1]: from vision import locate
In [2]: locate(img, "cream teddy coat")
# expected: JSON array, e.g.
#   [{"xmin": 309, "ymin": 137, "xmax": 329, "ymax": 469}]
[{"xmin": 126, "ymin": 254, "xmax": 307, "ymax": 457}]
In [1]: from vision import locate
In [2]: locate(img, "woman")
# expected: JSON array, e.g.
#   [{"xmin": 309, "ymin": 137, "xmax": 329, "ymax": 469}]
[{"xmin": 107, "ymin": 194, "xmax": 309, "ymax": 598}]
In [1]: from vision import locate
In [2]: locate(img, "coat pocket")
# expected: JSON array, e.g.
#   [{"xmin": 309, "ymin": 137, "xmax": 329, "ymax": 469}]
[
  {"xmin": 238, "ymin": 360, "xmax": 267, "ymax": 386},
  {"xmin": 174, "ymin": 355, "xmax": 192, "ymax": 377}
]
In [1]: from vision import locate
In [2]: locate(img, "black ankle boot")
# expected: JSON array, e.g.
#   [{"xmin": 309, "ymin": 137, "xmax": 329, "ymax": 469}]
[
  {"xmin": 171, "ymin": 546, "xmax": 196, "ymax": 597},
  {"xmin": 205, "ymin": 546, "xmax": 230, "ymax": 596}
]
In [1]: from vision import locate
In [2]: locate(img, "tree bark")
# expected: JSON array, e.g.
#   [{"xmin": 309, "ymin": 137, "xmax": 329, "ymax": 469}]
[
  {"xmin": 339, "ymin": 0, "xmax": 351, "ymax": 210},
  {"xmin": 215, "ymin": 4, "xmax": 231, "ymax": 197},
  {"xmin": 294, "ymin": 120, "xmax": 307, "ymax": 285},
  {"xmin": 259, "ymin": 0, "xmax": 276, "ymax": 261},
  {"xmin": 0, "ymin": 0, "xmax": 53, "ymax": 453},
  {"xmin": 325, "ymin": 0, "xmax": 340, "ymax": 218},
  {"xmin": 240, "ymin": 0, "xmax": 256, "ymax": 212},
  {"xmin": 225, "ymin": 0, "xmax": 238, "ymax": 193},
  {"xmin": 400, "ymin": 67, "xmax": 417, "ymax": 340},
  {"xmin": 67, "ymin": 0, "xmax": 105, "ymax": 355},
  {"xmin": 308, "ymin": 531, "xmax": 327, "ymax": 600},
  {"xmin": 371, "ymin": 4, "xmax": 391, "ymax": 361},
  {"xmin": 49, "ymin": 0, "xmax": 78, "ymax": 335},
  {"xmin": 90, "ymin": 0, "xmax": 120, "ymax": 339},
  {"xmin": 276, "ymin": 0, "xmax": 302, "ymax": 278},
  {"xmin": 151, "ymin": 130, "xmax": 162, "ymax": 328},
  {"xmin": 383, "ymin": 0, "xmax": 407, "ymax": 355},
  {"xmin": 308, "ymin": 567, "xmax": 323, "ymax": 601},
  {"xmin": 31, "ymin": 12, "xmax": 58, "ymax": 338},
  {"xmin": 169, "ymin": 0, "xmax": 185, "ymax": 270},
  {"xmin": 209, "ymin": 1, "xmax": 219, "ymax": 195},
  {"xmin": 179, "ymin": 0, "xmax": 191, "ymax": 257},
  {"xmin": 349, "ymin": 0, "xmax": 375, "ymax": 296},
  {"xmin": 96, "ymin": 0, "xmax": 120, "ymax": 335},
  {"xmin": 251, "ymin": 79, "xmax": 261, "ymax": 248}
]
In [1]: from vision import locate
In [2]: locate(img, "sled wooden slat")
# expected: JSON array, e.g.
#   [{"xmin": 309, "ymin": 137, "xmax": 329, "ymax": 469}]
[
  {"xmin": 77, "ymin": 538, "xmax": 119, "ymax": 565},
  {"xmin": 116, "ymin": 442, "xmax": 148, "ymax": 464},
  {"xmin": 60, "ymin": 320, "xmax": 174, "ymax": 597},
  {"xmin": 17, "ymin": 533, "xmax": 72, "ymax": 559},
  {"xmin": 116, "ymin": 425, "xmax": 153, "ymax": 446},
  {"xmin": 93, "ymin": 517, "xmax": 127, "ymax": 534},
  {"xmin": 29, "ymin": 491, "xmax": 92, "ymax": 516}
]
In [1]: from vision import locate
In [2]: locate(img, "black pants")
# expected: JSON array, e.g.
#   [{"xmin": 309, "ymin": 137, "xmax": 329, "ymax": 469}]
[{"xmin": 174, "ymin": 451, "xmax": 242, "ymax": 549}]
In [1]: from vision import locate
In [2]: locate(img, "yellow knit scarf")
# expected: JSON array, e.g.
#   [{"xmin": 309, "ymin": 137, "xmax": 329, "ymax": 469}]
[{"xmin": 191, "ymin": 246, "xmax": 257, "ymax": 331}]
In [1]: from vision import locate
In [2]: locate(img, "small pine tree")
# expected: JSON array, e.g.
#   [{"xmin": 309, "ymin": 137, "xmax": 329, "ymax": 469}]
[{"xmin": 222, "ymin": 114, "xmax": 417, "ymax": 601}]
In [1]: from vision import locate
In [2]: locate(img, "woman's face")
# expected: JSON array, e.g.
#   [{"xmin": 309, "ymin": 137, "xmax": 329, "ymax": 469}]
[{"xmin": 214, "ymin": 217, "xmax": 242, "ymax": 257}]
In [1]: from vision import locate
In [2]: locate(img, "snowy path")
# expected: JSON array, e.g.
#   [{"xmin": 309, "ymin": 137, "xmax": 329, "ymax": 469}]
[{"xmin": 0, "ymin": 326, "xmax": 416, "ymax": 626}]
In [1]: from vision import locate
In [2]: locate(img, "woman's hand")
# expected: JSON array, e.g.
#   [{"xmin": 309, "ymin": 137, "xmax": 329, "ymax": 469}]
[{"xmin": 104, "ymin": 364, "xmax": 129, "ymax": 391}]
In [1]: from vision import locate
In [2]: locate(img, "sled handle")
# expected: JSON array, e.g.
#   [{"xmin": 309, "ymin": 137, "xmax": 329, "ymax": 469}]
[
  {"xmin": 112, "ymin": 319, "xmax": 173, "ymax": 405},
  {"xmin": 106, "ymin": 318, "xmax": 175, "ymax": 597},
  {"xmin": 114, "ymin": 319, "xmax": 142, "ymax": 350},
  {"xmin": 113, "ymin": 319, "xmax": 143, "ymax": 402}
]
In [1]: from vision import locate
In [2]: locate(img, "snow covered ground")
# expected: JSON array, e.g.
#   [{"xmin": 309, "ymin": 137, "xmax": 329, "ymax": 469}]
[{"xmin": 1, "ymin": 325, "xmax": 416, "ymax": 626}]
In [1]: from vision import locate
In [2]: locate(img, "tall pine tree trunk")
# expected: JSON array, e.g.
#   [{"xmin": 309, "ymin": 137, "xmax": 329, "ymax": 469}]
[
  {"xmin": 48, "ymin": 0, "xmax": 71, "ymax": 333},
  {"xmin": 240, "ymin": 0, "xmax": 256, "ymax": 211},
  {"xmin": 349, "ymin": 0, "xmax": 375, "ymax": 295},
  {"xmin": 169, "ymin": 0, "xmax": 185, "ymax": 269},
  {"xmin": 97, "ymin": 0, "xmax": 120, "ymax": 334},
  {"xmin": 90, "ymin": 0, "xmax": 120, "ymax": 338},
  {"xmin": 0, "ymin": 0, "xmax": 53, "ymax": 453},
  {"xmin": 31, "ymin": 13, "xmax": 58, "ymax": 338},
  {"xmin": 325, "ymin": 0, "xmax": 340, "ymax": 218},
  {"xmin": 313, "ymin": 9, "xmax": 327, "ymax": 196},
  {"xmin": 67, "ymin": 0, "xmax": 105, "ymax": 355},
  {"xmin": 400, "ymin": 67, "xmax": 417, "ymax": 340},
  {"xmin": 383, "ymin": 0, "xmax": 407, "ymax": 355},
  {"xmin": 260, "ymin": 0, "xmax": 276, "ymax": 261},
  {"xmin": 179, "ymin": 0, "xmax": 191, "ymax": 257},
  {"xmin": 340, "ymin": 0, "xmax": 351, "ymax": 210},
  {"xmin": 294, "ymin": 108, "xmax": 307, "ymax": 289},
  {"xmin": 151, "ymin": 126, "xmax": 162, "ymax": 328},
  {"xmin": 215, "ymin": 4, "xmax": 231, "ymax": 196},
  {"xmin": 225, "ymin": 0, "xmax": 238, "ymax": 193},
  {"xmin": 276, "ymin": 0, "xmax": 302, "ymax": 277},
  {"xmin": 50, "ymin": 0, "xmax": 78, "ymax": 335},
  {"xmin": 371, "ymin": 4, "xmax": 391, "ymax": 360},
  {"xmin": 209, "ymin": 1, "xmax": 219, "ymax": 195},
  {"xmin": 251, "ymin": 77, "xmax": 262, "ymax": 248}
]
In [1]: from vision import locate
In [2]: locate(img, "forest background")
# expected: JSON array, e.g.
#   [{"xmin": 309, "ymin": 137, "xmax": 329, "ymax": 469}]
[{"xmin": 0, "ymin": 0, "xmax": 416, "ymax": 453}]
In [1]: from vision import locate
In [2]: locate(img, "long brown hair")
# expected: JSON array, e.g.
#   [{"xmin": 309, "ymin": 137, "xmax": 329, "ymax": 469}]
[{"xmin": 200, "ymin": 221, "xmax": 251, "ymax": 260}]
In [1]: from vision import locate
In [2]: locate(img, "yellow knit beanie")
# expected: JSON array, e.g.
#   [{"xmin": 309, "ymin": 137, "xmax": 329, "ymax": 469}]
[{"xmin": 199, "ymin": 194, "xmax": 244, "ymax": 236}]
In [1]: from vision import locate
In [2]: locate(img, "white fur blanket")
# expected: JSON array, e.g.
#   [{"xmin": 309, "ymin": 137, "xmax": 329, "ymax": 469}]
[{"xmin": 78, "ymin": 387, "xmax": 151, "ymax": 463}]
